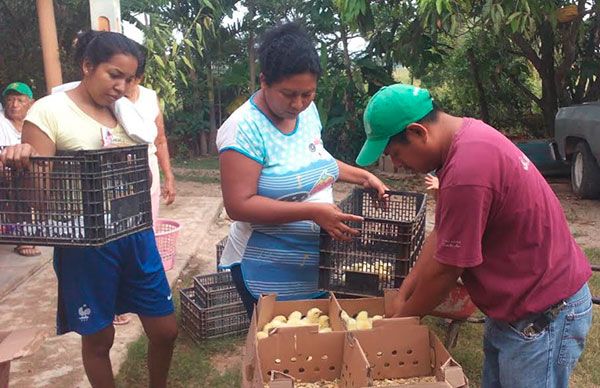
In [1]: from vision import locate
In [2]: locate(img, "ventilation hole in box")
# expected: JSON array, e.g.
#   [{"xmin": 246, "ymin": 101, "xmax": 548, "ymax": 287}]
[
  {"xmin": 376, "ymin": 351, "xmax": 383, "ymax": 357},
  {"xmin": 306, "ymin": 356, "xmax": 313, "ymax": 362},
  {"xmin": 407, "ymin": 349, "xmax": 413, "ymax": 354},
  {"xmin": 267, "ymin": 371, "xmax": 272, "ymax": 376},
  {"xmin": 399, "ymin": 361, "xmax": 405, "ymax": 367},
  {"xmin": 291, "ymin": 357, "xmax": 297, "ymax": 362},
  {"xmin": 275, "ymin": 359, "xmax": 281, "ymax": 364},
  {"xmin": 314, "ymin": 366, "xmax": 320, "ymax": 372},
  {"xmin": 329, "ymin": 366, "xmax": 336, "ymax": 371},
  {"xmin": 391, "ymin": 350, "xmax": 398, "ymax": 355},
  {"xmin": 321, "ymin": 355, "xmax": 328, "ymax": 360},
  {"xmin": 283, "ymin": 369, "xmax": 289, "ymax": 374},
  {"xmin": 377, "ymin": 371, "xmax": 382, "ymax": 376},
  {"xmin": 413, "ymin": 360, "xmax": 419, "ymax": 365},
  {"xmin": 299, "ymin": 367, "xmax": 305, "ymax": 373},
  {"xmin": 384, "ymin": 362, "xmax": 390, "ymax": 368}
]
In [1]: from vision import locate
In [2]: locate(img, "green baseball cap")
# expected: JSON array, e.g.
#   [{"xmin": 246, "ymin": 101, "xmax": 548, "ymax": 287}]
[
  {"xmin": 356, "ymin": 84, "xmax": 434, "ymax": 166},
  {"xmin": 2, "ymin": 82, "xmax": 33, "ymax": 99}
]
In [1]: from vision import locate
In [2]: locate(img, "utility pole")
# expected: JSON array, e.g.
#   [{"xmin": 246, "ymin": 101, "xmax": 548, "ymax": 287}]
[{"xmin": 36, "ymin": 0, "xmax": 62, "ymax": 93}]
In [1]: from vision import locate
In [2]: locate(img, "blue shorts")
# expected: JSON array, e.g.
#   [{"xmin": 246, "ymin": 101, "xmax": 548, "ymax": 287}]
[{"xmin": 53, "ymin": 229, "xmax": 174, "ymax": 336}]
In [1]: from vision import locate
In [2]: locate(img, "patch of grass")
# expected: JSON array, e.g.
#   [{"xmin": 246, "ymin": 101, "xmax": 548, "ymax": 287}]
[
  {"xmin": 422, "ymin": 317, "xmax": 484, "ymax": 387},
  {"xmin": 115, "ymin": 289, "xmax": 244, "ymax": 388},
  {"xmin": 585, "ymin": 248, "xmax": 600, "ymax": 299},
  {"xmin": 173, "ymin": 157, "xmax": 220, "ymax": 170},
  {"xmin": 173, "ymin": 172, "xmax": 220, "ymax": 184}
]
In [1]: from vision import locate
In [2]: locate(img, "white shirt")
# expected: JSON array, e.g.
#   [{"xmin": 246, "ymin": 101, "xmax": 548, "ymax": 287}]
[
  {"xmin": 51, "ymin": 82, "xmax": 159, "ymax": 150},
  {"xmin": 0, "ymin": 114, "xmax": 21, "ymax": 146}
]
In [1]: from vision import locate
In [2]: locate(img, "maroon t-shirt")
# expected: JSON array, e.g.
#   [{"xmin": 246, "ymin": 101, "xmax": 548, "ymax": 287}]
[{"xmin": 435, "ymin": 118, "xmax": 591, "ymax": 322}]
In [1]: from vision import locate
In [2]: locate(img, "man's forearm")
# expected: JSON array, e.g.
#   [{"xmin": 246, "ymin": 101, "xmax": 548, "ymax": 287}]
[{"xmin": 397, "ymin": 230, "xmax": 437, "ymax": 300}]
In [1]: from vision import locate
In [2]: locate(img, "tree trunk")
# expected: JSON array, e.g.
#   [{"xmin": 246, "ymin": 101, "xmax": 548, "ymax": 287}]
[
  {"xmin": 466, "ymin": 48, "xmax": 490, "ymax": 123},
  {"xmin": 247, "ymin": 1, "xmax": 256, "ymax": 93},
  {"xmin": 539, "ymin": 20, "xmax": 558, "ymax": 138},
  {"xmin": 207, "ymin": 62, "xmax": 218, "ymax": 155},
  {"xmin": 199, "ymin": 132, "xmax": 208, "ymax": 156}
]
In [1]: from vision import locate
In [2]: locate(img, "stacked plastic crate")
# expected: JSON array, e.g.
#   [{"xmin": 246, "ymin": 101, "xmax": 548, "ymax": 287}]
[{"xmin": 180, "ymin": 238, "xmax": 249, "ymax": 342}]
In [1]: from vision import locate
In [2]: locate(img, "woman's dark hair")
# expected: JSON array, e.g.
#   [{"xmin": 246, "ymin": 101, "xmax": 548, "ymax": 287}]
[
  {"xmin": 388, "ymin": 104, "xmax": 442, "ymax": 145},
  {"xmin": 74, "ymin": 30, "xmax": 141, "ymax": 71},
  {"xmin": 258, "ymin": 22, "xmax": 322, "ymax": 85}
]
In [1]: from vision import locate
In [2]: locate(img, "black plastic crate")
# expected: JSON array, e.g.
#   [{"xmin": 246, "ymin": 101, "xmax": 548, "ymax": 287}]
[
  {"xmin": 180, "ymin": 287, "xmax": 249, "ymax": 341},
  {"xmin": 193, "ymin": 271, "xmax": 241, "ymax": 307},
  {"xmin": 319, "ymin": 188, "xmax": 426, "ymax": 297},
  {"xmin": 216, "ymin": 236, "xmax": 227, "ymax": 271},
  {"xmin": 0, "ymin": 145, "xmax": 152, "ymax": 247}
]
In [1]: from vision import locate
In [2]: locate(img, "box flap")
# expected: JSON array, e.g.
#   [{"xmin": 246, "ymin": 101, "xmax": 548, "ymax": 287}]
[
  {"xmin": 340, "ymin": 333, "xmax": 371, "ymax": 387},
  {"xmin": 440, "ymin": 358, "xmax": 467, "ymax": 388},
  {"xmin": 0, "ymin": 328, "xmax": 46, "ymax": 364},
  {"xmin": 352, "ymin": 323, "xmax": 433, "ymax": 380},
  {"xmin": 256, "ymin": 325, "xmax": 345, "ymax": 384},
  {"xmin": 242, "ymin": 305, "xmax": 260, "ymax": 388},
  {"xmin": 268, "ymin": 371, "xmax": 295, "ymax": 388}
]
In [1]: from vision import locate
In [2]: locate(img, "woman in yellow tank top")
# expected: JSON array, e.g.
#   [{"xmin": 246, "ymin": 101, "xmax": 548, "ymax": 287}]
[{"xmin": 0, "ymin": 31, "xmax": 177, "ymax": 388}]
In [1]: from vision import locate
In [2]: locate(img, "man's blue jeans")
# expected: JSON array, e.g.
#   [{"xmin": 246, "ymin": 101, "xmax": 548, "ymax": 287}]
[{"xmin": 482, "ymin": 283, "xmax": 593, "ymax": 388}]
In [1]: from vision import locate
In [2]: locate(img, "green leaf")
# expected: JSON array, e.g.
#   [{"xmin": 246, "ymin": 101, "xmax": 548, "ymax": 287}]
[
  {"xmin": 182, "ymin": 56, "xmax": 194, "ymax": 70},
  {"xmin": 436, "ymin": 0, "xmax": 443, "ymax": 14},
  {"xmin": 153, "ymin": 54, "xmax": 165, "ymax": 67}
]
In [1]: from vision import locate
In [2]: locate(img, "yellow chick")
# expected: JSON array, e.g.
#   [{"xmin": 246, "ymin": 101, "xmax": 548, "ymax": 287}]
[
  {"xmin": 271, "ymin": 315, "xmax": 287, "ymax": 324},
  {"xmin": 346, "ymin": 318, "xmax": 357, "ymax": 331},
  {"xmin": 372, "ymin": 315, "xmax": 383, "ymax": 321},
  {"xmin": 318, "ymin": 315, "xmax": 330, "ymax": 329},
  {"xmin": 288, "ymin": 311, "xmax": 302, "ymax": 321},
  {"xmin": 256, "ymin": 331, "xmax": 268, "ymax": 340},
  {"xmin": 262, "ymin": 322, "xmax": 274, "ymax": 333},
  {"xmin": 356, "ymin": 311, "xmax": 369, "ymax": 321},
  {"xmin": 340, "ymin": 310, "xmax": 350, "ymax": 322},
  {"xmin": 319, "ymin": 327, "xmax": 332, "ymax": 333},
  {"xmin": 270, "ymin": 320, "xmax": 285, "ymax": 329},
  {"xmin": 305, "ymin": 308, "xmax": 323, "ymax": 325}
]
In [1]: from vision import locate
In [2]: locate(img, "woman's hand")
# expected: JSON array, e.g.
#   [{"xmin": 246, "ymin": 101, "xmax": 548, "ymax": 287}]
[
  {"xmin": 310, "ymin": 203, "xmax": 363, "ymax": 241},
  {"xmin": 0, "ymin": 144, "xmax": 38, "ymax": 170},
  {"xmin": 161, "ymin": 176, "xmax": 176, "ymax": 205},
  {"xmin": 362, "ymin": 172, "xmax": 389, "ymax": 199}
]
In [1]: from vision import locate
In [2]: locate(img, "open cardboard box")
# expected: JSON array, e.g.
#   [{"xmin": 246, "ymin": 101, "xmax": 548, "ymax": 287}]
[
  {"xmin": 351, "ymin": 319, "xmax": 468, "ymax": 387},
  {"xmin": 253, "ymin": 325, "xmax": 370, "ymax": 387},
  {"xmin": 243, "ymin": 293, "xmax": 343, "ymax": 388},
  {"xmin": 0, "ymin": 328, "xmax": 46, "ymax": 388},
  {"xmin": 243, "ymin": 295, "xmax": 468, "ymax": 388}
]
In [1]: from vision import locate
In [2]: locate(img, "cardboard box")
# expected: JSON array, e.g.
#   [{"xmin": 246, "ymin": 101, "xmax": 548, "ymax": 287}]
[
  {"xmin": 243, "ymin": 295, "xmax": 468, "ymax": 388},
  {"xmin": 0, "ymin": 328, "xmax": 46, "ymax": 388},
  {"xmin": 254, "ymin": 326, "xmax": 370, "ymax": 388},
  {"xmin": 352, "ymin": 321, "xmax": 468, "ymax": 387}
]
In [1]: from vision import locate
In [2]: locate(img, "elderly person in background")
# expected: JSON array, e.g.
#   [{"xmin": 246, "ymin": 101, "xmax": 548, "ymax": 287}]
[{"xmin": 0, "ymin": 82, "xmax": 40, "ymax": 257}]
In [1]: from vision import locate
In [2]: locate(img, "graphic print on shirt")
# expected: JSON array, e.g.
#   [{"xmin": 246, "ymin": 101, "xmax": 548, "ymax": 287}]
[{"xmin": 215, "ymin": 99, "xmax": 339, "ymax": 299}]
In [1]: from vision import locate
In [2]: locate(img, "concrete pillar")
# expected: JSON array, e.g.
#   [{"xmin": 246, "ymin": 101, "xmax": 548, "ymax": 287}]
[{"xmin": 36, "ymin": 0, "xmax": 63, "ymax": 94}]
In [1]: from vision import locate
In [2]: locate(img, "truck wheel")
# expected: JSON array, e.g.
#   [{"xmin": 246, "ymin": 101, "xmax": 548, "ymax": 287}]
[{"xmin": 571, "ymin": 141, "xmax": 600, "ymax": 199}]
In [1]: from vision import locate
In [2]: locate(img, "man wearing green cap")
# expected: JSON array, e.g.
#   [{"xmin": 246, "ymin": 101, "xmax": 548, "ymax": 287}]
[
  {"xmin": 1, "ymin": 82, "xmax": 40, "ymax": 257},
  {"xmin": 357, "ymin": 83, "xmax": 592, "ymax": 387}
]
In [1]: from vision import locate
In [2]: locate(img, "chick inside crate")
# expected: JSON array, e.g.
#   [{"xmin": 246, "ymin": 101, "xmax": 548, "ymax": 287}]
[{"xmin": 319, "ymin": 189, "xmax": 426, "ymax": 296}]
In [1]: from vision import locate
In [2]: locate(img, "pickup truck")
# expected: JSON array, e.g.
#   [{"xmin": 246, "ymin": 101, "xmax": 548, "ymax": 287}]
[{"xmin": 554, "ymin": 102, "xmax": 600, "ymax": 199}]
